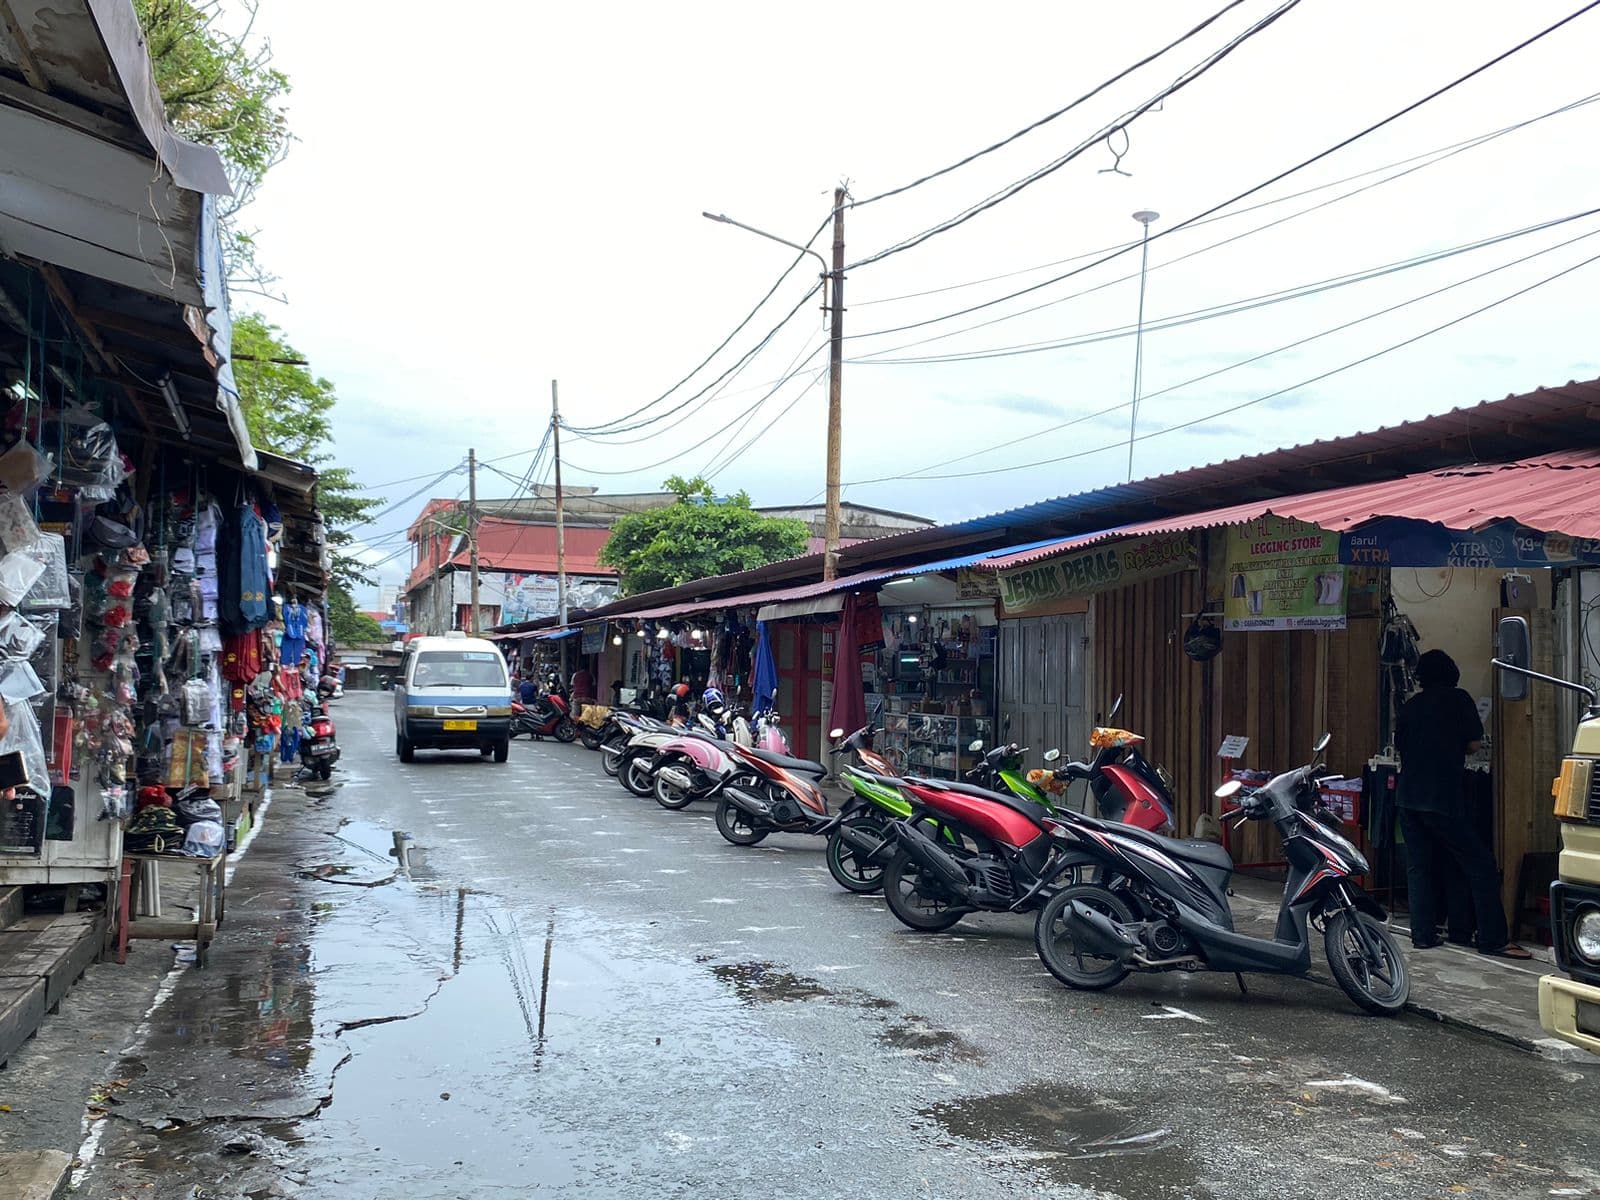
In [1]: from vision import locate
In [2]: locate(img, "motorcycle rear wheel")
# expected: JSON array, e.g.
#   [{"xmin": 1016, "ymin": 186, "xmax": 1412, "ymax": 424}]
[
  {"xmin": 620, "ymin": 756, "xmax": 655, "ymax": 797},
  {"xmin": 600, "ymin": 743, "xmax": 623, "ymax": 777},
  {"xmin": 1323, "ymin": 910, "xmax": 1409, "ymax": 1016},
  {"xmin": 1034, "ymin": 883, "xmax": 1134, "ymax": 991},
  {"xmin": 714, "ymin": 797, "xmax": 768, "ymax": 846},
  {"xmin": 654, "ymin": 769, "xmax": 696, "ymax": 810},
  {"xmin": 882, "ymin": 849, "xmax": 965, "ymax": 932},
  {"xmin": 580, "ymin": 726, "xmax": 606, "ymax": 751},
  {"xmin": 554, "ymin": 719, "xmax": 579, "ymax": 744},
  {"xmin": 826, "ymin": 818, "xmax": 888, "ymax": 893}
]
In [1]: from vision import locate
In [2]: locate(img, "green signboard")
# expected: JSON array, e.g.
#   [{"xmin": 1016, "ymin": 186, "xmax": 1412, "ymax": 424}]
[
  {"xmin": 997, "ymin": 532, "xmax": 1196, "ymax": 615},
  {"xmin": 1223, "ymin": 517, "xmax": 1345, "ymax": 631}
]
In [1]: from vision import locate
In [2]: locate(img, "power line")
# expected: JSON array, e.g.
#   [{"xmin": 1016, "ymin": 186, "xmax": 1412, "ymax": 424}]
[
  {"xmin": 850, "ymin": 0, "xmax": 1253, "ymax": 209},
  {"xmin": 849, "ymin": 0, "xmax": 1308, "ymax": 270},
  {"xmin": 362, "ymin": 459, "xmax": 468, "ymax": 490},
  {"xmin": 563, "ymin": 213, "xmax": 832, "ymax": 436},
  {"xmin": 843, "ymin": 243, "xmax": 1600, "ymax": 488},
  {"xmin": 845, "ymin": 1, "xmax": 1600, "ymax": 334},
  {"xmin": 849, "ymin": 205, "xmax": 1600, "ymax": 367},
  {"xmin": 849, "ymin": 87, "xmax": 1600, "ymax": 324},
  {"xmin": 705, "ymin": 371, "xmax": 829, "ymax": 484},
  {"xmin": 558, "ymin": 343, "xmax": 832, "ymax": 478},
  {"xmin": 348, "ymin": 465, "xmax": 468, "ymax": 530}
]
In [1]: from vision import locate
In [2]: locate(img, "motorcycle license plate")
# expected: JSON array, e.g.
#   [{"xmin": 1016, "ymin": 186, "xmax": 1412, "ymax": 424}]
[
  {"xmin": 442, "ymin": 719, "xmax": 477, "ymax": 731},
  {"xmin": 309, "ymin": 744, "xmax": 335, "ymax": 755}
]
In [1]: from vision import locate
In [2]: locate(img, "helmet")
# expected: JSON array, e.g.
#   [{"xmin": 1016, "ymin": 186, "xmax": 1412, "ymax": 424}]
[
  {"xmin": 702, "ymin": 687, "xmax": 725, "ymax": 708},
  {"xmin": 1182, "ymin": 618, "xmax": 1222, "ymax": 663},
  {"xmin": 670, "ymin": 682, "xmax": 691, "ymax": 700}
]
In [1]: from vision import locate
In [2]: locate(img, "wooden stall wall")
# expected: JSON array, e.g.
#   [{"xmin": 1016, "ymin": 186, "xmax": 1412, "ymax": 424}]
[
  {"xmin": 1492, "ymin": 606, "xmax": 1564, "ymax": 918},
  {"xmin": 1090, "ymin": 570, "xmax": 1210, "ymax": 838},
  {"xmin": 1091, "ymin": 551, "xmax": 1382, "ymax": 869}
]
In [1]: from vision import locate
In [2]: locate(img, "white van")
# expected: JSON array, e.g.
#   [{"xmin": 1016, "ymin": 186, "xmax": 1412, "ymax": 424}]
[{"xmin": 393, "ymin": 633, "xmax": 514, "ymax": 763}]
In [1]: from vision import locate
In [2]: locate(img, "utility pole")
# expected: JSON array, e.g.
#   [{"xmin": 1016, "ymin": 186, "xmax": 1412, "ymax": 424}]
[
  {"xmin": 552, "ymin": 380, "xmax": 568, "ymax": 627},
  {"xmin": 1128, "ymin": 209, "xmax": 1159, "ymax": 482},
  {"xmin": 823, "ymin": 187, "xmax": 846, "ymax": 582},
  {"xmin": 467, "ymin": 447, "xmax": 480, "ymax": 634}
]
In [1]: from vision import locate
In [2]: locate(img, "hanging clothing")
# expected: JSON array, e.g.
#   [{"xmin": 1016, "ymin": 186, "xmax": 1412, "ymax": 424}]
[
  {"xmin": 221, "ymin": 631, "xmax": 262, "ymax": 683},
  {"xmin": 827, "ymin": 597, "xmax": 869, "ymax": 737},
  {"xmin": 281, "ymin": 601, "xmax": 308, "ymax": 667},
  {"xmin": 752, "ymin": 622, "xmax": 778, "ymax": 715}
]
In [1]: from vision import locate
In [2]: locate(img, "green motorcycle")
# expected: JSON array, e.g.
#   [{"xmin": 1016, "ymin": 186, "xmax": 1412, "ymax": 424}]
[{"xmin": 825, "ymin": 731, "xmax": 1062, "ymax": 894}]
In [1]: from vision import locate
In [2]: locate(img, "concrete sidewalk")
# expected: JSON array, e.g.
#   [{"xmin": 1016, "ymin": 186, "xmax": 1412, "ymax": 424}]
[{"xmin": 1227, "ymin": 876, "xmax": 1587, "ymax": 1061}]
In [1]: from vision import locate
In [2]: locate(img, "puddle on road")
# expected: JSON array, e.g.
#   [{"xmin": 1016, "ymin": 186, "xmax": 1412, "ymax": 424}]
[
  {"xmin": 877, "ymin": 1013, "xmax": 983, "ymax": 1063},
  {"xmin": 920, "ymin": 1082, "xmax": 1202, "ymax": 1197},
  {"xmin": 711, "ymin": 960, "xmax": 834, "ymax": 1003}
]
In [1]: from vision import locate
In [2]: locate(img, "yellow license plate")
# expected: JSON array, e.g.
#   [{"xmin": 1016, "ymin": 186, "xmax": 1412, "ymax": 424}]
[{"xmin": 442, "ymin": 719, "xmax": 478, "ymax": 731}]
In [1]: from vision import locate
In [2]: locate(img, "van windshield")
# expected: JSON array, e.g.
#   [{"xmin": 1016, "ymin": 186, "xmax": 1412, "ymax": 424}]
[{"xmin": 411, "ymin": 650, "xmax": 507, "ymax": 689}]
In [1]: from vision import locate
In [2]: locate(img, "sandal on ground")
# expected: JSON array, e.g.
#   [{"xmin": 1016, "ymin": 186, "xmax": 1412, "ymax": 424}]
[
  {"xmin": 1411, "ymin": 938, "xmax": 1444, "ymax": 950},
  {"xmin": 1479, "ymin": 943, "xmax": 1534, "ymax": 960}
]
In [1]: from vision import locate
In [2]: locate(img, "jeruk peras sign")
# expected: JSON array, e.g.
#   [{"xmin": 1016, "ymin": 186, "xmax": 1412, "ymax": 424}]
[{"xmin": 998, "ymin": 533, "xmax": 1196, "ymax": 615}]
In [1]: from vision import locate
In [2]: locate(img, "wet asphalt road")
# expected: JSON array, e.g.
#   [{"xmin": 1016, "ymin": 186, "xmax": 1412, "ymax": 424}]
[{"xmin": 107, "ymin": 693, "xmax": 1600, "ymax": 1198}]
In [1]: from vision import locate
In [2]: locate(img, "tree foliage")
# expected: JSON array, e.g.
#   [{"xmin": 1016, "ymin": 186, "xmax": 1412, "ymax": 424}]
[
  {"xmin": 598, "ymin": 477, "xmax": 810, "ymax": 595},
  {"xmin": 328, "ymin": 583, "xmax": 385, "ymax": 646},
  {"xmin": 135, "ymin": 0, "xmax": 291, "ymax": 283},
  {"xmin": 231, "ymin": 315, "xmax": 378, "ymax": 603}
]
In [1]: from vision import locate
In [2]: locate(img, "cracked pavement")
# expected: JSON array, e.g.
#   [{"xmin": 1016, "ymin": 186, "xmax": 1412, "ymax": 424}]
[{"xmin": 35, "ymin": 693, "xmax": 1600, "ymax": 1197}]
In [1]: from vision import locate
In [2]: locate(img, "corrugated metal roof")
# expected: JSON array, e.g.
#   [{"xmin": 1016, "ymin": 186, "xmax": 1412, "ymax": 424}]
[{"xmin": 983, "ymin": 449, "xmax": 1600, "ymax": 569}]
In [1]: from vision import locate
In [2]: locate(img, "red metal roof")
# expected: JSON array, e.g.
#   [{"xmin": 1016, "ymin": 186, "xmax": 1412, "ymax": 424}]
[
  {"xmin": 446, "ymin": 519, "xmax": 616, "ymax": 576},
  {"xmin": 983, "ymin": 449, "xmax": 1600, "ymax": 569}
]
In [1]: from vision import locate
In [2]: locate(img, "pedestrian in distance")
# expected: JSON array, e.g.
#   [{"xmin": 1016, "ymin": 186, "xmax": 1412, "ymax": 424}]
[
  {"xmin": 518, "ymin": 671, "xmax": 538, "ymax": 705},
  {"xmin": 1396, "ymin": 649, "xmax": 1532, "ymax": 958}
]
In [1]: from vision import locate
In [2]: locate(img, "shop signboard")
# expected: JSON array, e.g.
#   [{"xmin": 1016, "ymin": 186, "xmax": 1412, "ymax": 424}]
[
  {"xmin": 1224, "ymin": 517, "xmax": 1345, "ymax": 631},
  {"xmin": 997, "ymin": 533, "xmax": 1196, "ymax": 615},
  {"xmin": 1340, "ymin": 517, "xmax": 1600, "ymax": 569},
  {"xmin": 580, "ymin": 622, "xmax": 608, "ymax": 655},
  {"xmin": 954, "ymin": 567, "xmax": 1000, "ymax": 601}
]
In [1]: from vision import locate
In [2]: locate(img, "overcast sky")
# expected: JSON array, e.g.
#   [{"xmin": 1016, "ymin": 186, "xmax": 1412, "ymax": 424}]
[{"xmin": 236, "ymin": 1, "xmax": 1600, "ymax": 600}]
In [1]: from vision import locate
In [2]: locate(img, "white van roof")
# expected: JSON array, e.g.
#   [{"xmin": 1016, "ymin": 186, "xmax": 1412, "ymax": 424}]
[{"xmin": 408, "ymin": 635, "xmax": 503, "ymax": 654}]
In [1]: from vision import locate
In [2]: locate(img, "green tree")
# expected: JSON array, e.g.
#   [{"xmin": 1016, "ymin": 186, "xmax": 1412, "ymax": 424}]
[
  {"xmin": 231, "ymin": 315, "xmax": 379, "ymax": 612},
  {"xmin": 598, "ymin": 477, "xmax": 810, "ymax": 595},
  {"xmin": 135, "ymin": 0, "xmax": 291, "ymax": 282},
  {"xmin": 328, "ymin": 584, "xmax": 385, "ymax": 646}
]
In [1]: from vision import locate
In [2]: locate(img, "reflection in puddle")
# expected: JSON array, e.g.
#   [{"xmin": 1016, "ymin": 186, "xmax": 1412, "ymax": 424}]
[
  {"xmin": 877, "ymin": 1013, "xmax": 984, "ymax": 1063},
  {"xmin": 921, "ymin": 1082, "xmax": 1200, "ymax": 1196},
  {"xmin": 710, "ymin": 960, "xmax": 834, "ymax": 1004}
]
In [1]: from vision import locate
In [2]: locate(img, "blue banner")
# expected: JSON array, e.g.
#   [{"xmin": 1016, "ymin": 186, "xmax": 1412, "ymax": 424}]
[{"xmin": 1340, "ymin": 518, "xmax": 1600, "ymax": 569}]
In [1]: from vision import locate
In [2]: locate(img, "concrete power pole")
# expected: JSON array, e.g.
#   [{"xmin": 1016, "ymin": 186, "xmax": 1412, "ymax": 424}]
[
  {"xmin": 553, "ymin": 380, "xmax": 568, "ymax": 628},
  {"xmin": 467, "ymin": 447, "xmax": 480, "ymax": 634},
  {"xmin": 823, "ymin": 186, "xmax": 846, "ymax": 582}
]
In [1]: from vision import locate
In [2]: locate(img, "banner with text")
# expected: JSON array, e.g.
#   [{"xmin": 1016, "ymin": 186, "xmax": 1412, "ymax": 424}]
[
  {"xmin": 997, "ymin": 533, "xmax": 1196, "ymax": 615},
  {"xmin": 1224, "ymin": 517, "xmax": 1346, "ymax": 631},
  {"xmin": 1340, "ymin": 517, "xmax": 1600, "ymax": 569}
]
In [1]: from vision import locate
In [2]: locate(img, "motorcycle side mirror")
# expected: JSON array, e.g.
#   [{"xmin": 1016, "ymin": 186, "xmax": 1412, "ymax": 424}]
[
  {"xmin": 968, "ymin": 739, "xmax": 985, "ymax": 753},
  {"xmin": 1312, "ymin": 732, "xmax": 1332, "ymax": 755},
  {"xmin": 1043, "ymin": 748, "xmax": 1061, "ymax": 762},
  {"xmin": 1215, "ymin": 779, "xmax": 1243, "ymax": 800},
  {"xmin": 829, "ymin": 728, "xmax": 845, "ymax": 740},
  {"xmin": 1108, "ymin": 693, "xmax": 1124, "ymax": 721}
]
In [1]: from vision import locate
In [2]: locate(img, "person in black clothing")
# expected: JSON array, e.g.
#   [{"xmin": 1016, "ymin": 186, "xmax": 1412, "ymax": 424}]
[{"xmin": 1396, "ymin": 649, "xmax": 1531, "ymax": 958}]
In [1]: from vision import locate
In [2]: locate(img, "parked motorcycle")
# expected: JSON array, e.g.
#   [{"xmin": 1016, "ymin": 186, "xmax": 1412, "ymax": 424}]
[
  {"xmin": 714, "ymin": 742, "xmax": 835, "ymax": 846},
  {"xmin": 1032, "ymin": 733, "xmax": 1409, "ymax": 1015},
  {"xmin": 651, "ymin": 713, "xmax": 757, "ymax": 810},
  {"xmin": 600, "ymin": 712, "xmax": 668, "ymax": 777},
  {"xmin": 865, "ymin": 763, "xmax": 1065, "ymax": 933},
  {"xmin": 1030, "ymin": 695, "xmax": 1176, "ymax": 833},
  {"xmin": 511, "ymin": 687, "xmax": 576, "ymax": 743},
  {"xmin": 298, "ymin": 702, "xmax": 340, "ymax": 781},
  {"xmin": 613, "ymin": 721, "xmax": 684, "ymax": 796}
]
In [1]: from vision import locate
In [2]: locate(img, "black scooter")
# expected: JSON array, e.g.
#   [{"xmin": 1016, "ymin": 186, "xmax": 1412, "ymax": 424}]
[{"xmin": 1033, "ymin": 733, "xmax": 1410, "ymax": 1015}]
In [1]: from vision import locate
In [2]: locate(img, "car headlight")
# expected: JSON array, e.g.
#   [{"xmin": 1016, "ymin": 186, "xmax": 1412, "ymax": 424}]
[{"xmin": 1575, "ymin": 907, "xmax": 1600, "ymax": 963}]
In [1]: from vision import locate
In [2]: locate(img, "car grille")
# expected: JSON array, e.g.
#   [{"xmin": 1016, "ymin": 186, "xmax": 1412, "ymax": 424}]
[{"xmin": 437, "ymin": 705, "xmax": 487, "ymax": 718}]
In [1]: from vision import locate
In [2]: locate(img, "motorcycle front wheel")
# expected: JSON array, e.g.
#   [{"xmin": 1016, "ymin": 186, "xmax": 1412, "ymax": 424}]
[
  {"xmin": 600, "ymin": 743, "xmax": 624, "ymax": 777},
  {"xmin": 1323, "ymin": 909, "xmax": 1409, "ymax": 1016},
  {"xmin": 580, "ymin": 726, "xmax": 606, "ymax": 751},
  {"xmin": 826, "ymin": 817, "xmax": 889, "ymax": 893},
  {"xmin": 714, "ymin": 797, "xmax": 768, "ymax": 846},
  {"xmin": 1034, "ymin": 883, "xmax": 1134, "ymax": 991},
  {"xmin": 620, "ymin": 756, "xmax": 655, "ymax": 797},
  {"xmin": 554, "ymin": 719, "xmax": 579, "ymax": 744},
  {"xmin": 882, "ymin": 849, "xmax": 966, "ymax": 932}
]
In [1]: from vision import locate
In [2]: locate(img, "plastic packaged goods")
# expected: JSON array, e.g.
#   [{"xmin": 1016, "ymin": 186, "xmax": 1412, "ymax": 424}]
[{"xmin": 0, "ymin": 491, "xmax": 41, "ymax": 554}]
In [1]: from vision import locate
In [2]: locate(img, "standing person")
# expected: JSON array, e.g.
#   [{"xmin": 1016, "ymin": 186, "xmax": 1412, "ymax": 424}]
[
  {"xmin": 1396, "ymin": 649, "xmax": 1531, "ymax": 958},
  {"xmin": 518, "ymin": 670, "xmax": 538, "ymax": 706},
  {"xmin": 571, "ymin": 662, "xmax": 595, "ymax": 706}
]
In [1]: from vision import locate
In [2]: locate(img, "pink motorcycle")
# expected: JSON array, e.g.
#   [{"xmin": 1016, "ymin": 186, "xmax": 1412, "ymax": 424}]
[{"xmin": 651, "ymin": 717, "xmax": 760, "ymax": 811}]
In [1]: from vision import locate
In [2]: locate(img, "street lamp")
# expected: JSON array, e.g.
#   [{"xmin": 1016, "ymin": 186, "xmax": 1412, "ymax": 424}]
[
  {"xmin": 1128, "ymin": 209, "xmax": 1159, "ymax": 482},
  {"xmin": 703, "ymin": 195, "xmax": 847, "ymax": 581}
]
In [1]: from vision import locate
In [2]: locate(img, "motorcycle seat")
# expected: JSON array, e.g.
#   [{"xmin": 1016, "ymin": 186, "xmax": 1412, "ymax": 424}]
[
  {"xmin": 1164, "ymin": 837, "xmax": 1234, "ymax": 873},
  {"xmin": 743, "ymin": 746, "xmax": 828, "ymax": 777},
  {"xmin": 904, "ymin": 775, "xmax": 1052, "ymax": 826}
]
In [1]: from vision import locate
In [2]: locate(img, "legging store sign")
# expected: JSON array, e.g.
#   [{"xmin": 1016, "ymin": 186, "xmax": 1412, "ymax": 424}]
[{"xmin": 1224, "ymin": 517, "xmax": 1346, "ymax": 631}]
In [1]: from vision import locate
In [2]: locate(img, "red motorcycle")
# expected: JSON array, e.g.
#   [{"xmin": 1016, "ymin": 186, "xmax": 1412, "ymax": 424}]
[
  {"xmin": 1026, "ymin": 695, "xmax": 1176, "ymax": 834},
  {"xmin": 511, "ymin": 690, "xmax": 576, "ymax": 742}
]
